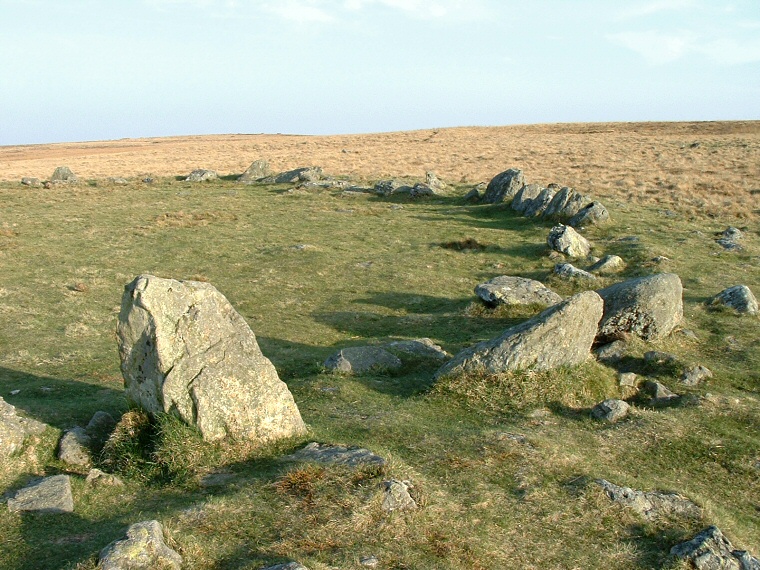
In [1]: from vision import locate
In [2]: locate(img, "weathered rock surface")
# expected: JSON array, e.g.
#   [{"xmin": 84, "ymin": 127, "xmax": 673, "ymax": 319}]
[
  {"xmin": 108, "ymin": 177, "xmax": 128, "ymax": 185},
  {"xmin": 671, "ymin": 526, "xmax": 760, "ymax": 570},
  {"xmin": 382, "ymin": 480, "xmax": 417, "ymax": 511},
  {"xmin": 594, "ymin": 340, "xmax": 628, "ymax": 363},
  {"xmin": 425, "ymin": 171, "xmax": 446, "ymax": 191},
  {"xmin": 597, "ymin": 479, "xmax": 701, "ymax": 521},
  {"xmin": 644, "ymin": 350, "xmax": 678, "ymax": 364},
  {"xmin": 511, "ymin": 184, "xmax": 544, "ymax": 213},
  {"xmin": 475, "ymin": 276, "xmax": 562, "ymax": 308},
  {"xmin": 86, "ymin": 410, "xmax": 117, "ymax": 449},
  {"xmin": 324, "ymin": 346, "xmax": 403, "ymax": 374},
  {"xmin": 385, "ymin": 338, "xmax": 449, "ymax": 361},
  {"xmin": 0, "ymin": 396, "xmax": 47, "ymax": 457},
  {"xmin": 542, "ymin": 186, "xmax": 588, "ymax": 219},
  {"xmin": 58, "ymin": 426, "xmax": 92, "ymax": 467},
  {"xmin": 482, "ymin": 168, "xmax": 524, "ymax": 204},
  {"xmin": 261, "ymin": 563, "xmax": 309, "ymax": 570},
  {"xmin": 591, "ymin": 399, "xmax": 630, "ymax": 422},
  {"xmin": 51, "ymin": 166, "xmax": 78, "ymax": 183},
  {"xmin": 7, "ymin": 475, "xmax": 74, "ymax": 514},
  {"xmin": 270, "ymin": 166, "xmax": 323, "ymax": 184},
  {"xmin": 117, "ymin": 275, "xmax": 306, "ymax": 442},
  {"xmin": 21, "ymin": 177, "xmax": 42, "ymax": 187},
  {"xmin": 409, "ymin": 183, "xmax": 436, "ymax": 197},
  {"xmin": 86, "ymin": 468, "xmax": 125, "ymax": 487},
  {"xmin": 596, "ymin": 273, "xmax": 683, "ymax": 341},
  {"xmin": 618, "ymin": 372, "xmax": 638, "ymax": 387},
  {"xmin": 681, "ymin": 365, "xmax": 713, "ymax": 387},
  {"xmin": 435, "ymin": 291, "xmax": 603, "ymax": 378},
  {"xmin": 716, "ymin": 227, "xmax": 744, "ymax": 251},
  {"xmin": 185, "ymin": 169, "xmax": 218, "ymax": 182},
  {"xmin": 374, "ymin": 179, "xmax": 411, "ymax": 196},
  {"xmin": 709, "ymin": 285, "xmax": 758, "ymax": 315},
  {"xmin": 589, "ymin": 255, "xmax": 626, "ymax": 275},
  {"xmin": 643, "ymin": 380, "xmax": 680, "ymax": 405},
  {"xmin": 554, "ymin": 263, "xmax": 596, "ymax": 281},
  {"xmin": 284, "ymin": 442, "xmax": 386, "ymax": 467},
  {"xmin": 98, "ymin": 520, "xmax": 182, "ymax": 570},
  {"xmin": 568, "ymin": 201, "xmax": 610, "ymax": 226},
  {"xmin": 523, "ymin": 187, "xmax": 557, "ymax": 217},
  {"xmin": 237, "ymin": 159, "xmax": 272, "ymax": 183},
  {"xmin": 547, "ymin": 225, "xmax": 591, "ymax": 258}
]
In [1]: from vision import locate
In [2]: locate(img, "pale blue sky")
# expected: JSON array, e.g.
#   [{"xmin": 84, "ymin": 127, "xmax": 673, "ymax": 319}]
[{"xmin": 1, "ymin": 0, "xmax": 758, "ymax": 145}]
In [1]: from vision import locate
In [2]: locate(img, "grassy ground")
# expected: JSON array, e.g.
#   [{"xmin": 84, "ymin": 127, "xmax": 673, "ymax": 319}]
[{"xmin": 0, "ymin": 176, "xmax": 758, "ymax": 569}]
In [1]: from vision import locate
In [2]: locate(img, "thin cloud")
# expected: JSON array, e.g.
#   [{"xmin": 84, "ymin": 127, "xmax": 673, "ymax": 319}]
[
  {"xmin": 260, "ymin": 0, "xmax": 334, "ymax": 22},
  {"xmin": 343, "ymin": 0, "xmax": 484, "ymax": 21},
  {"xmin": 608, "ymin": 30, "xmax": 696, "ymax": 64},
  {"xmin": 616, "ymin": 0, "xmax": 696, "ymax": 20}
]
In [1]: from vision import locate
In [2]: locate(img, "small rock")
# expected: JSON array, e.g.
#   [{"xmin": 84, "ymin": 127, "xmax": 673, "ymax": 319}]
[
  {"xmin": 374, "ymin": 179, "xmax": 409, "ymax": 196},
  {"xmin": 86, "ymin": 411, "xmax": 117, "ymax": 445},
  {"xmin": 644, "ymin": 351, "xmax": 678, "ymax": 364},
  {"xmin": 107, "ymin": 177, "xmax": 128, "ymax": 185},
  {"xmin": 642, "ymin": 380, "xmax": 680, "ymax": 405},
  {"xmin": 283, "ymin": 442, "xmax": 386, "ymax": 467},
  {"xmin": 591, "ymin": 399, "xmax": 630, "ymax": 422},
  {"xmin": 463, "ymin": 187, "xmax": 481, "ymax": 202},
  {"xmin": 554, "ymin": 263, "xmax": 596, "ymax": 281},
  {"xmin": 475, "ymin": 275, "xmax": 562, "ymax": 308},
  {"xmin": 671, "ymin": 526, "xmax": 760, "ymax": 570},
  {"xmin": 21, "ymin": 177, "xmax": 42, "ymax": 187},
  {"xmin": 7, "ymin": 475, "xmax": 74, "ymax": 514},
  {"xmin": 382, "ymin": 479, "xmax": 417, "ymax": 512},
  {"xmin": 385, "ymin": 338, "xmax": 449, "ymax": 361},
  {"xmin": 547, "ymin": 224, "xmax": 591, "ymax": 258},
  {"xmin": 98, "ymin": 520, "xmax": 182, "ymax": 570},
  {"xmin": 425, "ymin": 171, "xmax": 446, "ymax": 191},
  {"xmin": 522, "ymin": 187, "xmax": 557, "ymax": 217},
  {"xmin": 185, "ymin": 169, "xmax": 217, "ymax": 182},
  {"xmin": 261, "ymin": 563, "xmax": 309, "ymax": 570},
  {"xmin": 1, "ymin": 396, "xmax": 47, "ymax": 457},
  {"xmin": 237, "ymin": 159, "xmax": 272, "ymax": 183},
  {"xmin": 57, "ymin": 426, "xmax": 92, "ymax": 467},
  {"xmin": 324, "ymin": 346, "xmax": 403, "ymax": 374},
  {"xmin": 596, "ymin": 479, "xmax": 701, "ymax": 521},
  {"xmin": 618, "ymin": 372, "xmax": 638, "ymax": 387},
  {"xmin": 51, "ymin": 166, "xmax": 78, "ymax": 183},
  {"xmin": 9, "ymin": 389, "xmax": 20, "ymax": 396},
  {"xmin": 270, "ymin": 166, "xmax": 323, "ymax": 184},
  {"xmin": 360, "ymin": 555, "xmax": 379, "ymax": 568},
  {"xmin": 716, "ymin": 227, "xmax": 743, "ymax": 251},
  {"xmin": 680, "ymin": 365, "xmax": 713, "ymax": 387},
  {"xmin": 588, "ymin": 255, "xmax": 625, "ymax": 275},
  {"xmin": 709, "ymin": 285, "xmax": 759, "ymax": 315},
  {"xmin": 85, "ymin": 468, "xmax": 124, "ymax": 487},
  {"xmin": 409, "ymin": 183, "xmax": 436, "ymax": 197},
  {"xmin": 594, "ymin": 340, "xmax": 628, "ymax": 363}
]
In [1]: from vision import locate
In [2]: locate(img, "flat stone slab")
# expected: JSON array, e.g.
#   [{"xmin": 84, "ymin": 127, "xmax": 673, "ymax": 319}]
[
  {"xmin": 324, "ymin": 346, "xmax": 402, "ymax": 374},
  {"xmin": 283, "ymin": 442, "xmax": 386, "ymax": 467},
  {"xmin": 475, "ymin": 275, "xmax": 562, "ymax": 307},
  {"xmin": 596, "ymin": 479, "xmax": 701, "ymax": 521},
  {"xmin": 591, "ymin": 399, "xmax": 630, "ymax": 422},
  {"xmin": 7, "ymin": 475, "xmax": 74, "ymax": 514}
]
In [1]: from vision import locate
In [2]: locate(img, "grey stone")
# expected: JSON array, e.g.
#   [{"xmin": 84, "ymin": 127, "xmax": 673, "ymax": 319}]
[
  {"xmin": 596, "ymin": 273, "xmax": 683, "ymax": 341},
  {"xmin": 98, "ymin": 520, "xmax": 182, "ymax": 570},
  {"xmin": 382, "ymin": 479, "xmax": 417, "ymax": 511},
  {"xmin": 284, "ymin": 442, "xmax": 386, "ymax": 467},
  {"xmin": 237, "ymin": 159, "xmax": 272, "ymax": 183},
  {"xmin": 108, "ymin": 177, "xmax": 129, "ymax": 185},
  {"xmin": 117, "ymin": 275, "xmax": 306, "ymax": 442},
  {"xmin": 85, "ymin": 468, "xmax": 124, "ymax": 487},
  {"xmin": 385, "ymin": 338, "xmax": 449, "ymax": 361},
  {"xmin": 511, "ymin": 184, "xmax": 544, "ymax": 214},
  {"xmin": 542, "ymin": 187, "xmax": 588, "ymax": 220},
  {"xmin": 482, "ymin": 168, "xmax": 524, "ymax": 204},
  {"xmin": 0, "ymin": 396, "xmax": 47, "ymax": 457},
  {"xmin": 324, "ymin": 346, "xmax": 403, "ymax": 374},
  {"xmin": 21, "ymin": 177, "xmax": 42, "ymax": 187},
  {"xmin": 591, "ymin": 399, "xmax": 630, "ymax": 422},
  {"xmin": 596, "ymin": 479, "xmax": 701, "ymax": 521},
  {"xmin": 58, "ymin": 426, "xmax": 92, "ymax": 467},
  {"xmin": 261, "ymin": 563, "xmax": 309, "ymax": 570},
  {"xmin": 374, "ymin": 179, "xmax": 411, "ymax": 196},
  {"xmin": 86, "ymin": 411, "xmax": 117, "ymax": 447},
  {"xmin": 671, "ymin": 526, "xmax": 760, "ymax": 570},
  {"xmin": 425, "ymin": 171, "xmax": 446, "ymax": 191},
  {"xmin": 568, "ymin": 201, "xmax": 610, "ymax": 226},
  {"xmin": 522, "ymin": 187, "xmax": 557, "ymax": 217},
  {"xmin": 409, "ymin": 183, "xmax": 437, "ymax": 197},
  {"xmin": 644, "ymin": 350, "xmax": 678, "ymax": 364},
  {"xmin": 643, "ymin": 380, "xmax": 680, "ymax": 404},
  {"xmin": 618, "ymin": 372, "xmax": 638, "ymax": 387},
  {"xmin": 360, "ymin": 555, "xmax": 379, "ymax": 568},
  {"xmin": 594, "ymin": 340, "xmax": 628, "ymax": 363},
  {"xmin": 709, "ymin": 285, "xmax": 759, "ymax": 316},
  {"xmin": 51, "ymin": 166, "xmax": 78, "ymax": 183},
  {"xmin": 7, "ymin": 475, "xmax": 74, "ymax": 514},
  {"xmin": 475, "ymin": 276, "xmax": 562, "ymax": 308},
  {"xmin": 681, "ymin": 365, "xmax": 713, "ymax": 387},
  {"xmin": 435, "ymin": 291, "xmax": 603, "ymax": 378},
  {"xmin": 588, "ymin": 255, "xmax": 626, "ymax": 275},
  {"xmin": 463, "ymin": 187, "xmax": 481, "ymax": 202},
  {"xmin": 185, "ymin": 169, "xmax": 218, "ymax": 182},
  {"xmin": 547, "ymin": 224, "xmax": 592, "ymax": 258},
  {"xmin": 717, "ymin": 227, "xmax": 744, "ymax": 251},
  {"xmin": 554, "ymin": 263, "xmax": 597, "ymax": 281},
  {"xmin": 270, "ymin": 166, "xmax": 323, "ymax": 184}
]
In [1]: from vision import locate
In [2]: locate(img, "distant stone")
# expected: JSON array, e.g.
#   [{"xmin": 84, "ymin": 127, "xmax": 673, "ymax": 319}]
[
  {"xmin": 547, "ymin": 224, "xmax": 592, "ymax": 258},
  {"xmin": 374, "ymin": 179, "xmax": 410, "ymax": 196},
  {"xmin": 385, "ymin": 338, "xmax": 449, "ymax": 361},
  {"xmin": 596, "ymin": 273, "xmax": 683, "ymax": 341},
  {"xmin": 324, "ymin": 346, "xmax": 403, "ymax": 374},
  {"xmin": 409, "ymin": 183, "xmax": 436, "ymax": 197},
  {"xmin": 21, "ymin": 177, "xmax": 42, "ymax": 187},
  {"xmin": 482, "ymin": 168, "xmax": 524, "ymax": 204},
  {"xmin": 618, "ymin": 372, "xmax": 638, "ymax": 387},
  {"xmin": 98, "ymin": 520, "xmax": 182, "ymax": 570},
  {"xmin": 554, "ymin": 263, "xmax": 596, "ymax": 281},
  {"xmin": 542, "ymin": 187, "xmax": 588, "ymax": 220},
  {"xmin": 524, "ymin": 187, "xmax": 558, "ymax": 217},
  {"xmin": 85, "ymin": 468, "xmax": 125, "ymax": 487},
  {"xmin": 643, "ymin": 380, "xmax": 680, "ymax": 405},
  {"xmin": 463, "ymin": 186, "xmax": 482, "ymax": 202},
  {"xmin": 594, "ymin": 340, "xmax": 628, "ymax": 363},
  {"xmin": 680, "ymin": 365, "xmax": 713, "ymax": 387},
  {"xmin": 671, "ymin": 526, "xmax": 760, "ymax": 570},
  {"xmin": 435, "ymin": 291, "xmax": 603, "ymax": 378},
  {"xmin": 51, "ymin": 166, "xmax": 78, "ymax": 183},
  {"xmin": 475, "ymin": 275, "xmax": 562, "ymax": 308},
  {"xmin": 284, "ymin": 442, "xmax": 386, "ymax": 467},
  {"xmin": 568, "ymin": 201, "xmax": 610, "ymax": 226},
  {"xmin": 591, "ymin": 399, "xmax": 630, "ymax": 422},
  {"xmin": 7, "ymin": 475, "xmax": 74, "ymax": 514},
  {"xmin": 237, "ymin": 159, "xmax": 272, "ymax": 183},
  {"xmin": 272, "ymin": 166, "xmax": 323, "ymax": 184},
  {"xmin": 588, "ymin": 255, "xmax": 625, "ymax": 275},
  {"xmin": 57, "ymin": 426, "xmax": 92, "ymax": 467},
  {"xmin": 644, "ymin": 350, "xmax": 678, "ymax": 364},
  {"xmin": 185, "ymin": 169, "xmax": 217, "ymax": 182},
  {"xmin": 716, "ymin": 227, "xmax": 743, "ymax": 251},
  {"xmin": 117, "ymin": 275, "xmax": 306, "ymax": 442},
  {"xmin": 261, "ymin": 563, "xmax": 309, "ymax": 570},
  {"xmin": 596, "ymin": 479, "xmax": 701, "ymax": 521},
  {"xmin": 425, "ymin": 171, "xmax": 446, "ymax": 191},
  {"xmin": 108, "ymin": 177, "xmax": 129, "ymax": 185},
  {"xmin": 511, "ymin": 184, "xmax": 544, "ymax": 214},
  {"xmin": 382, "ymin": 479, "xmax": 417, "ymax": 511},
  {"xmin": 709, "ymin": 285, "xmax": 759, "ymax": 315},
  {"xmin": 0, "ymin": 396, "xmax": 47, "ymax": 457}
]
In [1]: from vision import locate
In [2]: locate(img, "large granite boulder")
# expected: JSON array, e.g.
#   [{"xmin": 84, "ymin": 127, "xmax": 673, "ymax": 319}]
[
  {"xmin": 7, "ymin": 475, "xmax": 74, "ymax": 514},
  {"xmin": 237, "ymin": 159, "xmax": 272, "ymax": 183},
  {"xmin": 0, "ymin": 396, "xmax": 47, "ymax": 457},
  {"xmin": 547, "ymin": 224, "xmax": 591, "ymax": 258},
  {"xmin": 475, "ymin": 276, "xmax": 562, "ymax": 308},
  {"xmin": 522, "ymin": 187, "xmax": 557, "ymax": 218},
  {"xmin": 185, "ymin": 169, "xmax": 218, "ymax": 182},
  {"xmin": 117, "ymin": 275, "xmax": 306, "ymax": 442},
  {"xmin": 709, "ymin": 285, "xmax": 758, "ymax": 316},
  {"xmin": 271, "ymin": 166, "xmax": 323, "ymax": 184},
  {"xmin": 596, "ymin": 273, "xmax": 683, "ymax": 341},
  {"xmin": 671, "ymin": 526, "xmax": 760, "ymax": 570},
  {"xmin": 568, "ymin": 201, "xmax": 610, "ymax": 226},
  {"xmin": 511, "ymin": 184, "xmax": 544, "ymax": 214},
  {"xmin": 99, "ymin": 520, "xmax": 182, "ymax": 570},
  {"xmin": 542, "ymin": 187, "xmax": 588, "ymax": 220},
  {"xmin": 50, "ymin": 166, "xmax": 78, "ymax": 183},
  {"xmin": 482, "ymin": 168, "xmax": 524, "ymax": 204},
  {"xmin": 435, "ymin": 291, "xmax": 603, "ymax": 378}
]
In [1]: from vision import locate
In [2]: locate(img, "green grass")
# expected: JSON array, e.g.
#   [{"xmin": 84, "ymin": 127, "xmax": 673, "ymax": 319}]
[{"xmin": 0, "ymin": 177, "xmax": 758, "ymax": 569}]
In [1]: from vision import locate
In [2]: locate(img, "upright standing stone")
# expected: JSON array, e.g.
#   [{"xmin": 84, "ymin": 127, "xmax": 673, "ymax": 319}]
[
  {"xmin": 117, "ymin": 275, "xmax": 306, "ymax": 442},
  {"xmin": 547, "ymin": 225, "xmax": 592, "ymax": 258},
  {"xmin": 237, "ymin": 159, "xmax": 272, "ymax": 183},
  {"xmin": 482, "ymin": 168, "xmax": 524, "ymax": 204}
]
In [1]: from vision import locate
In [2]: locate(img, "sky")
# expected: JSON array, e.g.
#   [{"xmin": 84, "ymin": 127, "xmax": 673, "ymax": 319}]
[{"xmin": 1, "ymin": 0, "xmax": 759, "ymax": 145}]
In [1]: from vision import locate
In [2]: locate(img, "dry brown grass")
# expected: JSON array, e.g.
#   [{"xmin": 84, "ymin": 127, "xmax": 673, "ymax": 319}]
[{"xmin": 2, "ymin": 121, "xmax": 758, "ymax": 218}]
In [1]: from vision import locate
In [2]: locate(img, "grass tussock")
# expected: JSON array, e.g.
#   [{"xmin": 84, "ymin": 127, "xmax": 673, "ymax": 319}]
[{"xmin": 154, "ymin": 210, "xmax": 238, "ymax": 228}]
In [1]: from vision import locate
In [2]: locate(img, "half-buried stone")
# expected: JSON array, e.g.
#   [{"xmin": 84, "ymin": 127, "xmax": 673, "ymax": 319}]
[
  {"xmin": 117, "ymin": 275, "xmax": 306, "ymax": 443},
  {"xmin": 324, "ymin": 338, "xmax": 448, "ymax": 374},
  {"xmin": 474, "ymin": 276, "xmax": 562, "ymax": 308},
  {"xmin": 434, "ymin": 291, "xmax": 603, "ymax": 379}
]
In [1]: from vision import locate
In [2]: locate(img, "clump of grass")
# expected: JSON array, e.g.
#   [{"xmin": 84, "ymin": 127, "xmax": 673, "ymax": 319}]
[
  {"xmin": 432, "ymin": 362, "xmax": 617, "ymax": 414},
  {"xmin": 440, "ymin": 237, "xmax": 488, "ymax": 251}
]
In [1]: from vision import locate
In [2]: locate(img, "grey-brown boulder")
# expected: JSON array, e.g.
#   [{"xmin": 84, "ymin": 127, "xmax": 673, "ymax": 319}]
[
  {"xmin": 7, "ymin": 475, "xmax": 74, "ymax": 514},
  {"xmin": 284, "ymin": 442, "xmax": 386, "ymax": 467},
  {"xmin": 596, "ymin": 479, "xmax": 701, "ymax": 521},
  {"xmin": 475, "ymin": 276, "xmax": 562, "ymax": 308},
  {"xmin": 1, "ymin": 396, "xmax": 47, "ymax": 457},
  {"xmin": 588, "ymin": 255, "xmax": 625, "ymax": 275},
  {"xmin": 271, "ymin": 166, "xmax": 323, "ymax": 184},
  {"xmin": 21, "ymin": 177, "xmax": 42, "ymax": 187},
  {"xmin": 522, "ymin": 187, "xmax": 557, "ymax": 217},
  {"xmin": 709, "ymin": 285, "xmax": 758, "ymax": 315},
  {"xmin": 435, "ymin": 291, "xmax": 603, "ymax": 378},
  {"xmin": 542, "ymin": 187, "xmax": 588, "ymax": 220},
  {"xmin": 671, "ymin": 526, "xmax": 760, "ymax": 570},
  {"xmin": 117, "ymin": 275, "xmax": 306, "ymax": 442},
  {"xmin": 57, "ymin": 426, "xmax": 92, "ymax": 467},
  {"xmin": 237, "ymin": 159, "xmax": 272, "ymax": 183},
  {"xmin": 185, "ymin": 169, "xmax": 217, "ymax": 182},
  {"xmin": 482, "ymin": 168, "xmax": 524, "ymax": 204},
  {"xmin": 324, "ymin": 346, "xmax": 402, "ymax": 374},
  {"xmin": 51, "ymin": 166, "xmax": 78, "ymax": 183},
  {"xmin": 98, "ymin": 520, "xmax": 182, "ymax": 570},
  {"xmin": 591, "ymin": 399, "xmax": 630, "ymax": 422},
  {"xmin": 382, "ymin": 479, "xmax": 417, "ymax": 511},
  {"xmin": 596, "ymin": 273, "xmax": 683, "ymax": 341},
  {"xmin": 568, "ymin": 201, "xmax": 610, "ymax": 226},
  {"xmin": 547, "ymin": 224, "xmax": 591, "ymax": 258},
  {"xmin": 511, "ymin": 184, "xmax": 543, "ymax": 213},
  {"xmin": 425, "ymin": 171, "xmax": 446, "ymax": 191},
  {"xmin": 554, "ymin": 263, "xmax": 596, "ymax": 281}
]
